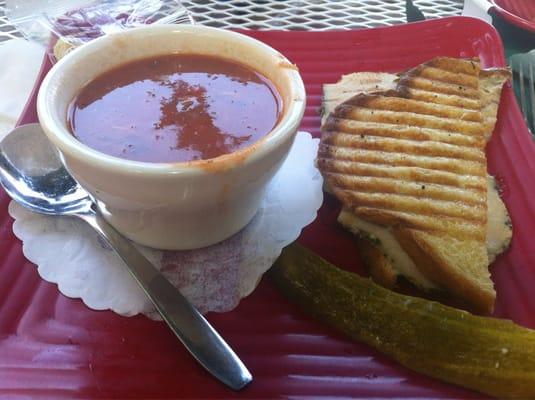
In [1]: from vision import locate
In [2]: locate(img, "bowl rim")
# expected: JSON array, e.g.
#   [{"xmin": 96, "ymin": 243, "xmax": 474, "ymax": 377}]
[{"xmin": 37, "ymin": 24, "xmax": 306, "ymax": 176}]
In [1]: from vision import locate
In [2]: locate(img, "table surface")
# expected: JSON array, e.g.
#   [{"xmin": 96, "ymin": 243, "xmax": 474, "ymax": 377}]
[{"xmin": 0, "ymin": 0, "xmax": 464, "ymax": 41}]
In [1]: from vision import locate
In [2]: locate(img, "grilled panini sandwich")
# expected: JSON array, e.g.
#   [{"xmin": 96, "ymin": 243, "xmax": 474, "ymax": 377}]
[{"xmin": 318, "ymin": 57, "xmax": 511, "ymax": 313}]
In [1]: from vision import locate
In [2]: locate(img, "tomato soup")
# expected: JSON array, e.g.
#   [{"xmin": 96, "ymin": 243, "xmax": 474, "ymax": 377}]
[{"xmin": 68, "ymin": 54, "xmax": 282, "ymax": 163}]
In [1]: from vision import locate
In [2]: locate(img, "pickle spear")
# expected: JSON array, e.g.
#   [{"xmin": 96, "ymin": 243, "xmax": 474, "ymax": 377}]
[{"xmin": 270, "ymin": 243, "xmax": 535, "ymax": 399}]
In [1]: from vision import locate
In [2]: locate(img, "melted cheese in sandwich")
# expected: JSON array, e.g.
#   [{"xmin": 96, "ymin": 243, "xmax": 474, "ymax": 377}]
[
  {"xmin": 338, "ymin": 176, "xmax": 511, "ymax": 289},
  {"xmin": 338, "ymin": 208, "xmax": 437, "ymax": 289}
]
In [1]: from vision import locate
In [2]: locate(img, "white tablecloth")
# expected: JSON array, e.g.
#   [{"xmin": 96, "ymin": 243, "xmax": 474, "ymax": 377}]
[{"xmin": 0, "ymin": 39, "xmax": 44, "ymax": 139}]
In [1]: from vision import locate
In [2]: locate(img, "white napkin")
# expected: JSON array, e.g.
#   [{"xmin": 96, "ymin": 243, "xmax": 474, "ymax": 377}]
[
  {"xmin": 0, "ymin": 39, "xmax": 44, "ymax": 139},
  {"xmin": 9, "ymin": 131, "xmax": 323, "ymax": 318},
  {"xmin": 462, "ymin": 0, "xmax": 493, "ymax": 24}
]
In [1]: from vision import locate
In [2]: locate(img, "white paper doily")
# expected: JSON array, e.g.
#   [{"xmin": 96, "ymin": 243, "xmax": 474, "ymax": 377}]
[{"xmin": 9, "ymin": 131, "xmax": 323, "ymax": 318}]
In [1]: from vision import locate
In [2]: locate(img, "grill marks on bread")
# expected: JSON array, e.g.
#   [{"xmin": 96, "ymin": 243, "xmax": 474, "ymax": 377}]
[
  {"xmin": 319, "ymin": 58, "xmax": 511, "ymax": 313},
  {"xmin": 319, "ymin": 57, "xmax": 487, "ymax": 239}
]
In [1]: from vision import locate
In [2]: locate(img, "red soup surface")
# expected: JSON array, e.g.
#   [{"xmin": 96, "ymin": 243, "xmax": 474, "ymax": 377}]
[{"xmin": 68, "ymin": 54, "xmax": 282, "ymax": 163}]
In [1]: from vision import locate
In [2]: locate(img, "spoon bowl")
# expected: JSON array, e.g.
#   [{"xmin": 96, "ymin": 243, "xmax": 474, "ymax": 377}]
[{"xmin": 0, "ymin": 124, "xmax": 92, "ymax": 215}]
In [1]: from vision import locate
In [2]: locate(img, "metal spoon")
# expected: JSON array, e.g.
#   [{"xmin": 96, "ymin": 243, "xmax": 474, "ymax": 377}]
[{"xmin": 0, "ymin": 123, "xmax": 252, "ymax": 390}]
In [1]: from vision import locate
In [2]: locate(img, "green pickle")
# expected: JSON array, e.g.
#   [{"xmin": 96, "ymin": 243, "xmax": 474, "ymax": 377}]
[{"xmin": 270, "ymin": 243, "xmax": 535, "ymax": 399}]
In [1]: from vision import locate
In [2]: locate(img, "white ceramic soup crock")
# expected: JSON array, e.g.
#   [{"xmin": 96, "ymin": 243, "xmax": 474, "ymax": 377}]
[{"xmin": 37, "ymin": 24, "xmax": 306, "ymax": 250}]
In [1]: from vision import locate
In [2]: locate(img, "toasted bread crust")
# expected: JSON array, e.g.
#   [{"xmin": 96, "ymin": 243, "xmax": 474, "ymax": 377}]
[
  {"xmin": 322, "ymin": 72, "xmax": 398, "ymax": 124},
  {"xmin": 320, "ymin": 63, "xmax": 511, "ymax": 314},
  {"xmin": 353, "ymin": 206, "xmax": 486, "ymax": 240},
  {"xmin": 319, "ymin": 58, "xmax": 490, "ymax": 242},
  {"xmin": 393, "ymin": 228, "xmax": 494, "ymax": 314},
  {"xmin": 318, "ymin": 57, "xmax": 497, "ymax": 311},
  {"xmin": 355, "ymin": 238, "xmax": 398, "ymax": 289}
]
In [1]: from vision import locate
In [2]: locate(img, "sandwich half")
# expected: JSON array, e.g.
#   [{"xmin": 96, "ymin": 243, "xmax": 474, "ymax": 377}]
[{"xmin": 318, "ymin": 57, "xmax": 511, "ymax": 313}]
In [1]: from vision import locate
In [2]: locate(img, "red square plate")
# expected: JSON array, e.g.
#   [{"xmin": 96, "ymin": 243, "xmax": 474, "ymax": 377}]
[{"xmin": 2, "ymin": 16, "xmax": 535, "ymax": 398}]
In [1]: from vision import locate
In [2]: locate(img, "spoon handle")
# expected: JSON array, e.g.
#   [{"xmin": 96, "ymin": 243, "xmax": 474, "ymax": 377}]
[{"xmin": 77, "ymin": 210, "xmax": 252, "ymax": 391}]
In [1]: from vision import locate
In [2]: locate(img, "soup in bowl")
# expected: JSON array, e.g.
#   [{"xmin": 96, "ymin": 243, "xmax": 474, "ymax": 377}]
[
  {"xmin": 69, "ymin": 53, "xmax": 283, "ymax": 163},
  {"xmin": 37, "ymin": 25, "xmax": 306, "ymax": 250}
]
